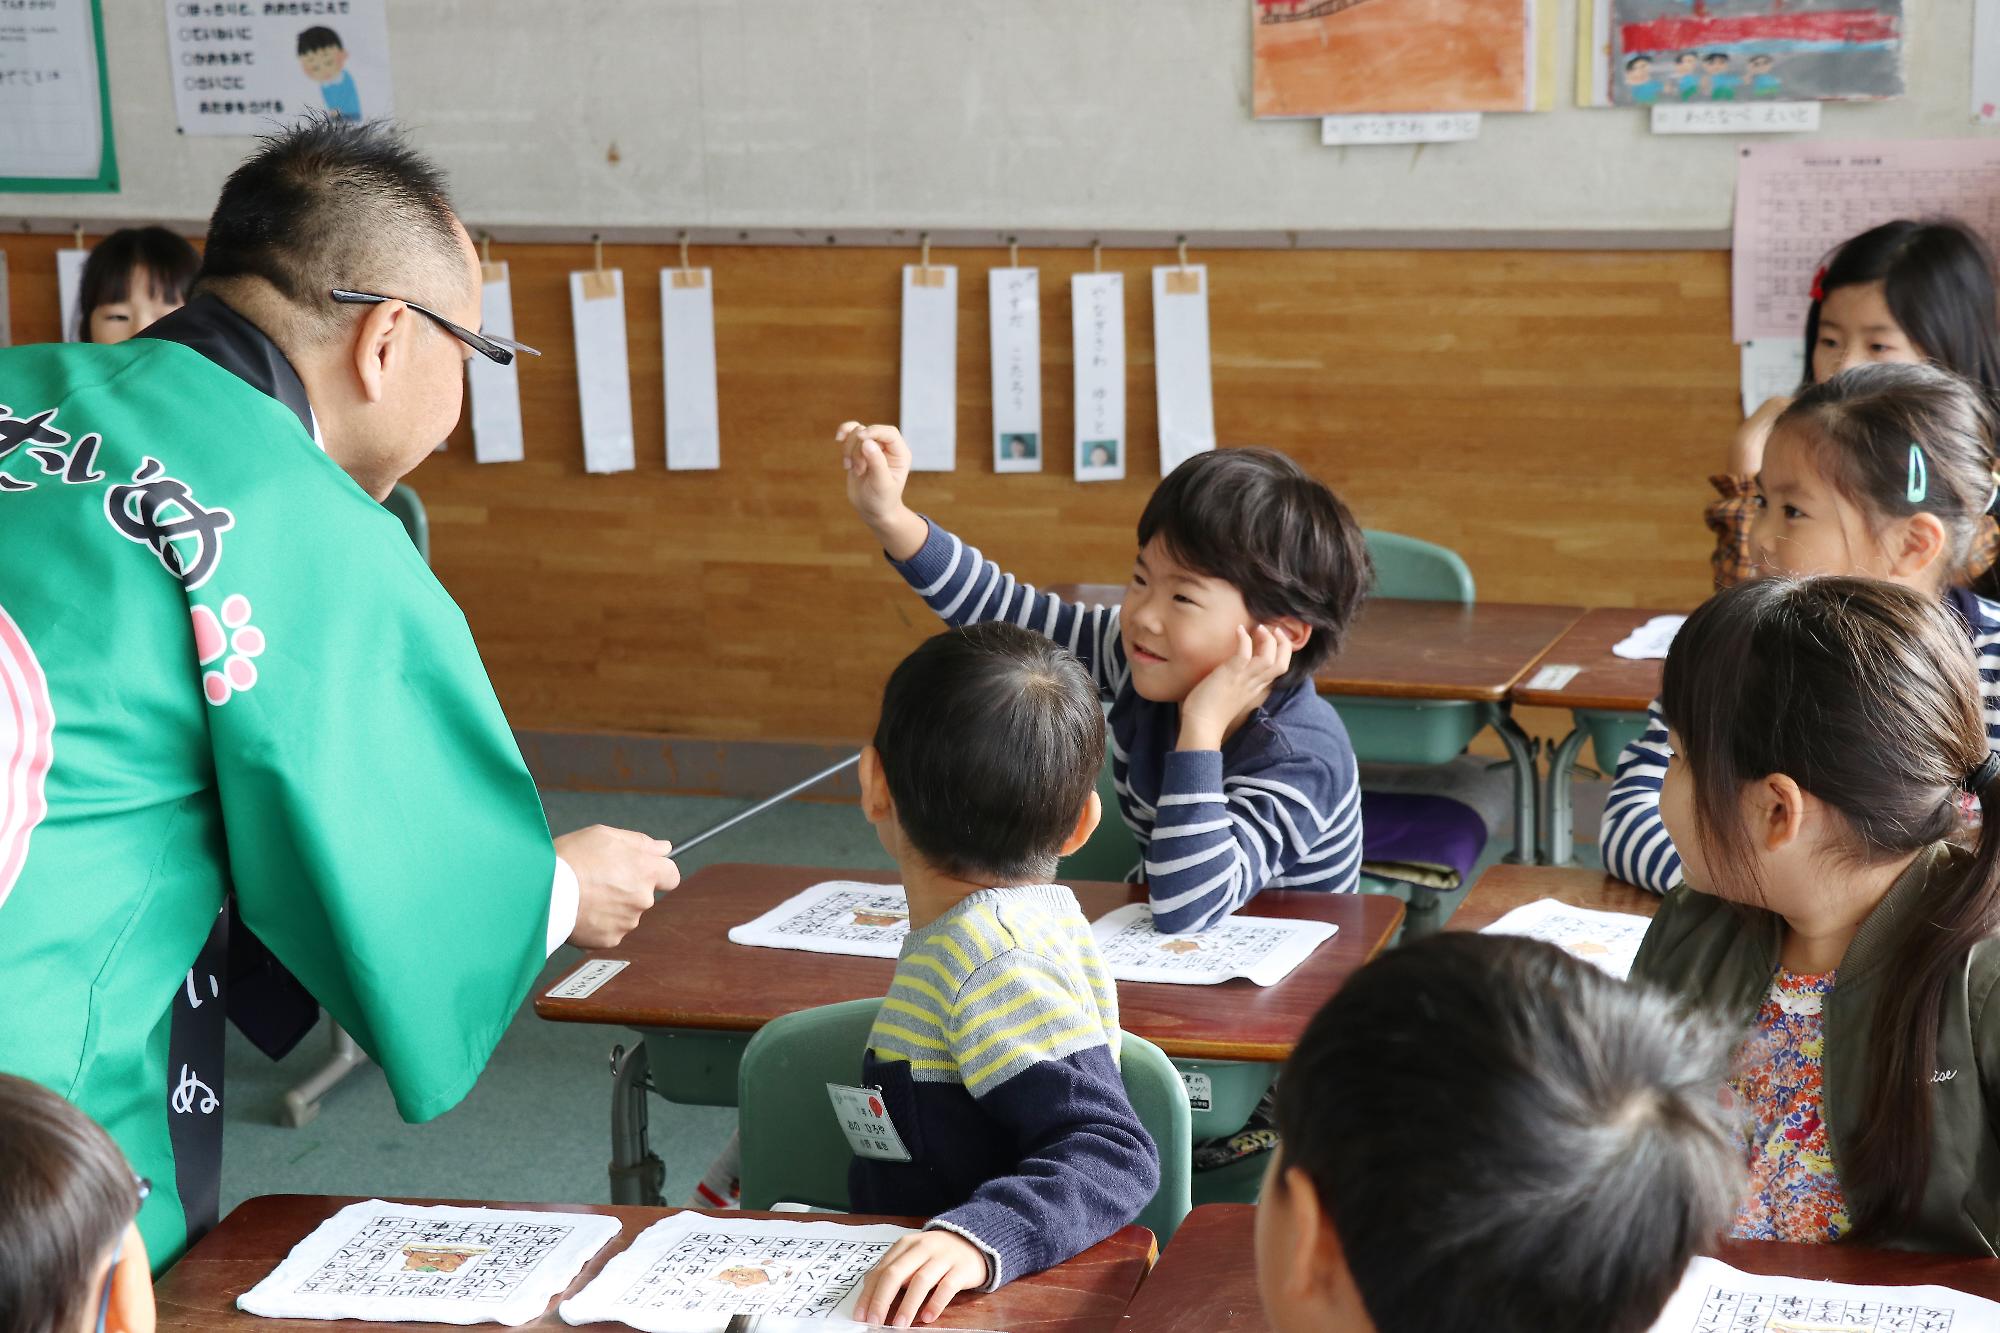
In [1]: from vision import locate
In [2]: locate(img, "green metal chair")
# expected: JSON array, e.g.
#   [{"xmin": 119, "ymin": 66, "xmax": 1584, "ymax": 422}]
[
  {"xmin": 737, "ymin": 998, "xmax": 1194, "ymax": 1243},
  {"xmin": 1327, "ymin": 530, "xmax": 1480, "ymax": 767},
  {"xmin": 382, "ymin": 483, "xmax": 431, "ymax": 562}
]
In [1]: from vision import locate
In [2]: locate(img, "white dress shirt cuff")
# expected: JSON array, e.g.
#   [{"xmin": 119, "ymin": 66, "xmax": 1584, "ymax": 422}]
[{"xmin": 547, "ymin": 855, "xmax": 581, "ymax": 956}]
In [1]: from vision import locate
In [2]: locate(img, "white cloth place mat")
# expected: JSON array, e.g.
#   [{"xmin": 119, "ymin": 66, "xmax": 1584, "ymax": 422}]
[
  {"xmin": 727, "ymin": 881, "xmax": 911, "ymax": 959},
  {"xmin": 1090, "ymin": 903, "xmax": 1336, "ymax": 986},
  {"xmin": 1612, "ymin": 614, "xmax": 1687, "ymax": 660},
  {"xmin": 1479, "ymin": 898, "xmax": 1652, "ymax": 981},
  {"xmin": 559, "ymin": 1214, "xmax": 913, "ymax": 1331},
  {"xmin": 1645, "ymin": 1254, "xmax": 2000, "ymax": 1332},
  {"xmin": 236, "ymin": 1199, "xmax": 620, "ymax": 1325}
]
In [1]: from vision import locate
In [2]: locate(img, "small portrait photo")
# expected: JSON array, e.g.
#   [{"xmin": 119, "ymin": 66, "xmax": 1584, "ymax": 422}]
[
  {"xmin": 1082, "ymin": 439, "xmax": 1119, "ymax": 469},
  {"xmin": 1000, "ymin": 432, "xmax": 1039, "ymax": 461}
]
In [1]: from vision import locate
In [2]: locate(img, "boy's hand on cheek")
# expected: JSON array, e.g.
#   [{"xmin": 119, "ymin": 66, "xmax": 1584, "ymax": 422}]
[
  {"xmin": 1178, "ymin": 625, "xmax": 1292, "ymax": 752},
  {"xmin": 856, "ymin": 1230, "xmax": 987, "ymax": 1327},
  {"xmin": 835, "ymin": 421, "xmax": 928, "ymax": 560}
]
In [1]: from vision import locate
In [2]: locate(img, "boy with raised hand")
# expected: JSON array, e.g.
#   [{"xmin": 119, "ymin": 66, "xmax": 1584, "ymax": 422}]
[
  {"xmin": 1255, "ymin": 933, "xmax": 1741, "ymax": 1333},
  {"xmin": 848, "ymin": 623, "xmax": 1158, "ymax": 1327},
  {"xmin": 835, "ymin": 422, "xmax": 1370, "ymax": 935}
]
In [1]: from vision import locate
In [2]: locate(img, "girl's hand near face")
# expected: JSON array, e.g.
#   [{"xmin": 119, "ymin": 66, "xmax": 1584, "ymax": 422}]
[{"xmin": 1731, "ymin": 396, "xmax": 1793, "ymax": 478}]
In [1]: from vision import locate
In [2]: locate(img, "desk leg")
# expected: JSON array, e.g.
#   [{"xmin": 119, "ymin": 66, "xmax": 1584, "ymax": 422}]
[
  {"xmin": 608, "ymin": 1040, "xmax": 666, "ymax": 1207},
  {"xmin": 1484, "ymin": 704, "xmax": 1540, "ymax": 865},
  {"xmin": 1542, "ymin": 727, "xmax": 1589, "ymax": 868}
]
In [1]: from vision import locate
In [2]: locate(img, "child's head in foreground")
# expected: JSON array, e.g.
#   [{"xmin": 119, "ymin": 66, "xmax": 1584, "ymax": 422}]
[
  {"xmin": 1126, "ymin": 447, "xmax": 1370, "ymax": 700},
  {"xmin": 1257, "ymin": 933, "xmax": 1739, "ymax": 1333},
  {"xmin": 862, "ymin": 621, "xmax": 1105, "ymax": 885},
  {"xmin": 0, "ymin": 1074, "xmax": 154, "ymax": 1333}
]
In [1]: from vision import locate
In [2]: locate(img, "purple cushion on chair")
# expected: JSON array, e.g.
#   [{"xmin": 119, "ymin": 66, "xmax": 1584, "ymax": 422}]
[{"xmin": 1358, "ymin": 791, "xmax": 1489, "ymax": 891}]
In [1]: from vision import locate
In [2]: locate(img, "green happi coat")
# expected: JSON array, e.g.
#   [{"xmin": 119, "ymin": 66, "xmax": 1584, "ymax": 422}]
[{"xmin": 0, "ymin": 321, "xmax": 558, "ymax": 1270}]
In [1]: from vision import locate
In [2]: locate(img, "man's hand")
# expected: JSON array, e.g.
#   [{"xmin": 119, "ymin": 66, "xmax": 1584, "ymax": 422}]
[
  {"xmin": 836, "ymin": 421, "xmax": 929, "ymax": 561},
  {"xmin": 1730, "ymin": 395, "xmax": 1792, "ymax": 478},
  {"xmin": 554, "ymin": 825, "xmax": 677, "ymax": 949},
  {"xmin": 1177, "ymin": 625, "xmax": 1293, "ymax": 753},
  {"xmin": 855, "ymin": 1229, "xmax": 988, "ymax": 1328}
]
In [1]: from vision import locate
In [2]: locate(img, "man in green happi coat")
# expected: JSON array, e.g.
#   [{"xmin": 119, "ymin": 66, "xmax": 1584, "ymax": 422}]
[{"xmin": 0, "ymin": 120, "xmax": 680, "ymax": 1272}]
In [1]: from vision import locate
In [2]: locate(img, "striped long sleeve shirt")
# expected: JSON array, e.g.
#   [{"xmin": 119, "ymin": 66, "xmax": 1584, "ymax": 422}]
[
  {"xmin": 890, "ymin": 521, "xmax": 1364, "ymax": 932},
  {"xmin": 848, "ymin": 886, "xmax": 1158, "ymax": 1289},
  {"xmin": 1601, "ymin": 586, "xmax": 2000, "ymax": 892}
]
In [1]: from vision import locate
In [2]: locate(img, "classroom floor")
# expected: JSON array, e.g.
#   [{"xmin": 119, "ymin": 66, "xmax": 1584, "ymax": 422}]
[{"xmin": 217, "ymin": 768, "xmax": 1611, "ymax": 1219}]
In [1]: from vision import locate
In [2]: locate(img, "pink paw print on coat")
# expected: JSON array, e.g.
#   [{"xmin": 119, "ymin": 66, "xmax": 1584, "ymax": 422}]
[{"xmin": 193, "ymin": 594, "xmax": 265, "ymax": 706}]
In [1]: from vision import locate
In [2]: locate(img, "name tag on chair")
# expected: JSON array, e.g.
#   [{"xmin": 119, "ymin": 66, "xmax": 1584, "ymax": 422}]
[{"xmin": 826, "ymin": 1084, "xmax": 913, "ymax": 1162}]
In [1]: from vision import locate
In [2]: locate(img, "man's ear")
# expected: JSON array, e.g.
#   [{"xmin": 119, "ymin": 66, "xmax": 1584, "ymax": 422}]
[
  {"xmin": 349, "ymin": 298, "xmax": 411, "ymax": 406},
  {"xmin": 1057, "ymin": 789, "xmax": 1102, "ymax": 857},
  {"xmin": 107, "ymin": 1222, "xmax": 155, "ymax": 1333},
  {"xmin": 858, "ymin": 745, "xmax": 894, "ymax": 824}
]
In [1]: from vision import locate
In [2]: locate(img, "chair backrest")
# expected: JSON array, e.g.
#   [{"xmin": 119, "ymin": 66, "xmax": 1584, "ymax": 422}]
[
  {"xmin": 1058, "ymin": 747, "xmax": 1143, "ymax": 885},
  {"xmin": 738, "ymin": 999, "xmax": 1194, "ymax": 1243},
  {"xmin": 1363, "ymin": 529, "xmax": 1474, "ymax": 604},
  {"xmin": 382, "ymin": 483, "xmax": 431, "ymax": 564}
]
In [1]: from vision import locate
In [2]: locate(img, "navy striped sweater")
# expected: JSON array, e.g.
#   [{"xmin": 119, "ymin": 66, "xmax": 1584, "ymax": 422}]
[{"xmin": 890, "ymin": 520, "xmax": 1364, "ymax": 931}]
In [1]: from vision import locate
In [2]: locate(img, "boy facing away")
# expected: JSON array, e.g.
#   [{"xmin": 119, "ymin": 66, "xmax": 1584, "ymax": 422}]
[
  {"xmin": 848, "ymin": 623, "xmax": 1159, "ymax": 1327},
  {"xmin": 835, "ymin": 423, "xmax": 1371, "ymax": 934}
]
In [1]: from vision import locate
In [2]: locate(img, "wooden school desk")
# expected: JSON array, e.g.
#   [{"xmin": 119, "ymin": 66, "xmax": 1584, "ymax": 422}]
[
  {"xmin": 154, "ymin": 1195, "xmax": 1154, "ymax": 1333},
  {"xmin": 1445, "ymin": 862, "xmax": 1661, "ymax": 934},
  {"xmin": 1510, "ymin": 606, "xmax": 1672, "ymax": 866},
  {"xmin": 536, "ymin": 863, "xmax": 1403, "ymax": 1204},
  {"xmin": 1115, "ymin": 1204, "xmax": 2000, "ymax": 1332},
  {"xmin": 1050, "ymin": 584, "xmax": 1585, "ymax": 863}
]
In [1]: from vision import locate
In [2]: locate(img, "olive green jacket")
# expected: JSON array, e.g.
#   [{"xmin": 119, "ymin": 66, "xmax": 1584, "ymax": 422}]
[{"xmin": 1631, "ymin": 842, "xmax": 2000, "ymax": 1255}]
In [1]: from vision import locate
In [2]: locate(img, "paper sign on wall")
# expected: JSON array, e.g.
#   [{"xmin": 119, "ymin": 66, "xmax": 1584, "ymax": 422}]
[
  {"xmin": 988, "ymin": 267, "xmax": 1042, "ymax": 473},
  {"xmin": 568, "ymin": 268, "xmax": 635, "ymax": 475},
  {"xmin": 468, "ymin": 262, "xmax": 524, "ymax": 464},
  {"xmin": 163, "ymin": 0, "xmax": 395, "ymax": 137},
  {"xmin": 57, "ymin": 245, "xmax": 88, "ymax": 343},
  {"xmin": 661, "ymin": 268, "xmax": 720, "ymax": 471},
  {"xmin": 0, "ymin": 0, "xmax": 115, "ymax": 190},
  {"xmin": 1739, "ymin": 338, "xmax": 1804, "ymax": 419},
  {"xmin": 900, "ymin": 264, "xmax": 957, "ymax": 472},
  {"xmin": 1153, "ymin": 265, "xmax": 1215, "ymax": 476},
  {"xmin": 1072, "ymin": 272, "xmax": 1126, "ymax": 483}
]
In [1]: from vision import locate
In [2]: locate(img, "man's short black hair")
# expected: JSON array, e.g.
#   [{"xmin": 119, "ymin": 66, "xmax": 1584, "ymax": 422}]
[
  {"xmin": 1136, "ymin": 447, "xmax": 1371, "ymax": 686},
  {"xmin": 873, "ymin": 623, "xmax": 1105, "ymax": 885},
  {"xmin": 197, "ymin": 115, "xmax": 467, "ymax": 346},
  {"xmin": 1274, "ymin": 933, "xmax": 1740, "ymax": 1333},
  {"xmin": 298, "ymin": 26, "xmax": 343, "ymax": 55}
]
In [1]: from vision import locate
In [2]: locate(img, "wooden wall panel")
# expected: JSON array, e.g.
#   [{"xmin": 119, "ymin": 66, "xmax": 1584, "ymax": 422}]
[{"xmin": 3, "ymin": 236, "xmax": 1732, "ymax": 745}]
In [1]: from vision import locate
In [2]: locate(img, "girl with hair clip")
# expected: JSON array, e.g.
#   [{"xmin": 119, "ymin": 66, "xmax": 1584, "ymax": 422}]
[
  {"xmin": 1603, "ymin": 362, "xmax": 2000, "ymax": 892},
  {"xmin": 1632, "ymin": 575, "xmax": 2000, "ymax": 1252},
  {"xmin": 76, "ymin": 226, "xmax": 199, "ymax": 345},
  {"xmin": 1711, "ymin": 218, "xmax": 2000, "ymax": 596}
]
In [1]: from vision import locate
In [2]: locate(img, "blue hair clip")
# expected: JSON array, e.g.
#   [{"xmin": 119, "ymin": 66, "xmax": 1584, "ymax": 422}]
[{"xmin": 1908, "ymin": 443, "xmax": 1929, "ymax": 503}]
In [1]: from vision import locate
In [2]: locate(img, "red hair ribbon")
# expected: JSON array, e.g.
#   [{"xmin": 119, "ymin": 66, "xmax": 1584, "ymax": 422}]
[{"xmin": 1810, "ymin": 265, "xmax": 1827, "ymax": 303}]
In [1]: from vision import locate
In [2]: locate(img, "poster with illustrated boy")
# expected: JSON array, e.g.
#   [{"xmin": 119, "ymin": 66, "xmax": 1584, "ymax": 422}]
[{"xmin": 163, "ymin": 0, "xmax": 396, "ymax": 137}]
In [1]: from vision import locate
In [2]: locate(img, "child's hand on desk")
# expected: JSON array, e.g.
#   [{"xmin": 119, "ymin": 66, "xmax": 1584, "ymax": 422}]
[
  {"xmin": 836, "ymin": 421, "xmax": 928, "ymax": 561},
  {"xmin": 855, "ymin": 1228, "xmax": 987, "ymax": 1327},
  {"xmin": 555, "ymin": 825, "xmax": 678, "ymax": 948},
  {"xmin": 1178, "ymin": 624, "xmax": 1292, "ymax": 753}
]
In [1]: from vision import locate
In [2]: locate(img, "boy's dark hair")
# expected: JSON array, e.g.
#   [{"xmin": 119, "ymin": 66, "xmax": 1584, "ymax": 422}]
[
  {"xmin": 1136, "ymin": 447, "xmax": 1371, "ymax": 686},
  {"xmin": 1777, "ymin": 362, "xmax": 1999, "ymax": 578},
  {"xmin": 77, "ymin": 226, "xmax": 200, "ymax": 341},
  {"xmin": 1704, "ymin": 51, "xmax": 1729, "ymax": 63},
  {"xmin": 197, "ymin": 116, "xmax": 466, "ymax": 347},
  {"xmin": 298, "ymin": 26, "xmax": 343, "ymax": 55},
  {"xmin": 1273, "ymin": 933, "xmax": 1739, "ymax": 1333},
  {"xmin": 1805, "ymin": 218, "xmax": 2000, "ymax": 404},
  {"xmin": 1624, "ymin": 55, "xmax": 1649, "ymax": 71},
  {"xmin": 0, "ymin": 1074, "xmax": 140, "ymax": 1333},
  {"xmin": 1662, "ymin": 575, "xmax": 2000, "ymax": 1236},
  {"xmin": 873, "ymin": 622, "xmax": 1105, "ymax": 885}
]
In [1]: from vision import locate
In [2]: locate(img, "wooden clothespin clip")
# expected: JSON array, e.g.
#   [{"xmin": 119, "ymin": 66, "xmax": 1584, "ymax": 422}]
[
  {"xmin": 1166, "ymin": 234, "xmax": 1201, "ymax": 295},
  {"xmin": 1091, "ymin": 239, "xmax": 1103, "ymax": 273},
  {"xmin": 480, "ymin": 231, "xmax": 503, "ymax": 284},
  {"xmin": 72, "ymin": 223, "xmax": 85, "ymax": 251},
  {"xmin": 582, "ymin": 233, "xmax": 617, "ymax": 300},
  {"xmin": 1008, "ymin": 235, "xmax": 1020, "ymax": 269},
  {"xmin": 672, "ymin": 230, "xmax": 705, "ymax": 289},
  {"xmin": 914, "ymin": 232, "xmax": 946, "ymax": 288}
]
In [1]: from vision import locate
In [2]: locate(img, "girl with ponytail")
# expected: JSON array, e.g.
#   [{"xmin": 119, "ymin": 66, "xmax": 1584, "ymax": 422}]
[{"xmin": 1634, "ymin": 574, "xmax": 2000, "ymax": 1250}]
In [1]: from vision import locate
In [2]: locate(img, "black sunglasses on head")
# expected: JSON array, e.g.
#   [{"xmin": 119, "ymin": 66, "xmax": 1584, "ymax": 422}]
[{"xmin": 330, "ymin": 289, "xmax": 540, "ymax": 366}]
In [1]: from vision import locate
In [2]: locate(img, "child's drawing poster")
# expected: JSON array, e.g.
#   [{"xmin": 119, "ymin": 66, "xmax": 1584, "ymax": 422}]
[
  {"xmin": 1252, "ymin": 0, "xmax": 1536, "ymax": 118},
  {"xmin": 1603, "ymin": 1, "xmax": 1903, "ymax": 109},
  {"xmin": 163, "ymin": 0, "xmax": 395, "ymax": 137}
]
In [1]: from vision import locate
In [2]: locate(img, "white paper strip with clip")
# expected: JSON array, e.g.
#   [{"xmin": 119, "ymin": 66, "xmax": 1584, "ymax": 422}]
[
  {"xmin": 1153, "ymin": 259, "xmax": 1215, "ymax": 476},
  {"xmin": 988, "ymin": 265, "xmax": 1043, "ymax": 473},
  {"xmin": 57, "ymin": 244, "xmax": 88, "ymax": 343},
  {"xmin": 568, "ymin": 265, "xmax": 635, "ymax": 474},
  {"xmin": 468, "ymin": 261, "xmax": 525, "ymax": 464},
  {"xmin": 1072, "ymin": 269, "xmax": 1126, "ymax": 482},
  {"xmin": 661, "ymin": 265, "xmax": 720, "ymax": 470},
  {"xmin": 1739, "ymin": 338, "xmax": 1804, "ymax": 419},
  {"xmin": 900, "ymin": 255, "xmax": 957, "ymax": 472}
]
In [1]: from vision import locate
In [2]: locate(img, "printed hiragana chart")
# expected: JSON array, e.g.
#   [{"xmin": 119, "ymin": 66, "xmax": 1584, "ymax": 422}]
[
  {"xmin": 1646, "ymin": 1258, "xmax": 1995, "ymax": 1333},
  {"xmin": 236, "ymin": 1200, "xmax": 620, "ymax": 1325},
  {"xmin": 560, "ymin": 1215, "xmax": 914, "ymax": 1331},
  {"xmin": 1090, "ymin": 903, "xmax": 1336, "ymax": 986},
  {"xmin": 727, "ymin": 881, "xmax": 912, "ymax": 959},
  {"xmin": 1480, "ymin": 898, "xmax": 1651, "ymax": 980}
]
